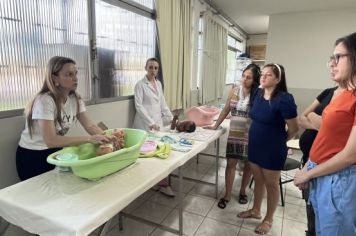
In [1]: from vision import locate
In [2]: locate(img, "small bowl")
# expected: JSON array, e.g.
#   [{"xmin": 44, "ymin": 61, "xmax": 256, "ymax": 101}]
[{"xmin": 55, "ymin": 153, "xmax": 78, "ymax": 172}]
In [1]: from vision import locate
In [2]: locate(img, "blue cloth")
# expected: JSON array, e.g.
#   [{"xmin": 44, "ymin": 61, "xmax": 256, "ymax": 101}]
[
  {"xmin": 248, "ymin": 90, "xmax": 297, "ymax": 170},
  {"xmin": 160, "ymin": 135, "xmax": 178, "ymax": 144},
  {"xmin": 308, "ymin": 161, "xmax": 356, "ymax": 236},
  {"xmin": 179, "ymin": 138, "xmax": 193, "ymax": 146}
]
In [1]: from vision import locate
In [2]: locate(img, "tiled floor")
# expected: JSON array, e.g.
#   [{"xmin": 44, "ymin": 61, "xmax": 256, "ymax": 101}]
[{"xmin": 90, "ymin": 142, "xmax": 307, "ymax": 236}]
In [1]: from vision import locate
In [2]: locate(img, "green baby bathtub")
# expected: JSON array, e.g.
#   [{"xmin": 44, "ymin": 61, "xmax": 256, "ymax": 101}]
[{"xmin": 47, "ymin": 128, "xmax": 147, "ymax": 180}]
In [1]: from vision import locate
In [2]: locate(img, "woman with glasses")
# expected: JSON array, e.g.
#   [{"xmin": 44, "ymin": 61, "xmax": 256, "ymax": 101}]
[
  {"xmin": 133, "ymin": 57, "xmax": 175, "ymax": 197},
  {"xmin": 238, "ymin": 63, "xmax": 299, "ymax": 235},
  {"xmin": 298, "ymin": 54, "xmax": 345, "ymax": 236},
  {"xmin": 298, "ymin": 84, "xmax": 341, "ymax": 236},
  {"xmin": 294, "ymin": 32, "xmax": 356, "ymax": 236},
  {"xmin": 133, "ymin": 58, "xmax": 173, "ymax": 131},
  {"xmin": 16, "ymin": 56, "xmax": 111, "ymax": 181}
]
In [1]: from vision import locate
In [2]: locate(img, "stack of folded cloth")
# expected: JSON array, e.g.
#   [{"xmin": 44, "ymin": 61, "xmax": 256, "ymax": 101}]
[
  {"xmin": 140, "ymin": 140, "xmax": 157, "ymax": 153},
  {"xmin": 139, "ymin": 140, "xmax": 171, "ymax": 159}
]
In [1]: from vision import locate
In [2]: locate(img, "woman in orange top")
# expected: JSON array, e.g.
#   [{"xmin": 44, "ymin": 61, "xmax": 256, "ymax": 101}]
[{"xmin": 294, "ymin": 32, "xmax": 356, "ymax": 236}]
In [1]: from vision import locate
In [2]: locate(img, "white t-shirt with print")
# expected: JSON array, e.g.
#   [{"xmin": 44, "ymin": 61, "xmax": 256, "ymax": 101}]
[{"xmin": 19, "ymin": 93, "xmax": 86, "ymax": 150}]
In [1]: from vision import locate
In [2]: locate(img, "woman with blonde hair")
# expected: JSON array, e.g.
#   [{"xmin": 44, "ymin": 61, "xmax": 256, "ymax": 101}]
[{"xmin": 16, "ymin": 56, "xmax": 111, "ymax": 180}]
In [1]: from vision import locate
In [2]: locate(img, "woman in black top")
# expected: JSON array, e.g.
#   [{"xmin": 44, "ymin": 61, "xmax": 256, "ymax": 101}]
[{"xmin": 298, "ymin": 86, "xmax": 339, "ymax": 236}]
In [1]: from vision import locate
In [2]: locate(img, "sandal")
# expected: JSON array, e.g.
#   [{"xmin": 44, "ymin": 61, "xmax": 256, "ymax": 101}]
[
  {"xmin": 237, "ymin": 209, "xmax": 262, "ymax": 219},
  {"xmin": 217, "ymin": 198, "xmax": 229, "ymax": 209},
  {"xmin": 238, "ymin": 194, "xmax": 248, "ymax": 204},
  {"xmin": 255, "ymin": 220, "xmax": 273, "ymax": 235}
]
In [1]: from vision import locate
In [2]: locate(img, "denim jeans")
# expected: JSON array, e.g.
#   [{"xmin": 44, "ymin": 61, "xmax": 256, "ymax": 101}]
[{"xmin": 308, "ymin": 161, "xmax": 356, "ymax": 236}]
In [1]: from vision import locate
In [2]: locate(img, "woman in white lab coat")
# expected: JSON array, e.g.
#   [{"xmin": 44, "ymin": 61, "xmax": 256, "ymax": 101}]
[
  {"xmin": 133, "ymin": 58, "xmax": 175, "ymax": 197},
  {"xmin": 132, "ymin": 58, "xmax": 173, "ymax": 131}
]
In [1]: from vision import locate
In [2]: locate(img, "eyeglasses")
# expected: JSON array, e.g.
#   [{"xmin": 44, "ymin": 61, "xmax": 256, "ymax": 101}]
[
  {"xmin": 148, "ymin": 66, "xmax": 159, "ymax": 70},
  {"xmin": 327, "ymin": 53, "xmax": 350, "ymax": 67}
]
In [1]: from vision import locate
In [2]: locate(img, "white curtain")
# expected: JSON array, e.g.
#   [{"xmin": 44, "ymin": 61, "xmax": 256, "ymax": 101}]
[
  {"xmin": 156, "ymin": 0, "xmax": 192, "ymax": 110},
  {"xmin": 201, "ymin": 13, "xmax": 228, "ymax": 104}
]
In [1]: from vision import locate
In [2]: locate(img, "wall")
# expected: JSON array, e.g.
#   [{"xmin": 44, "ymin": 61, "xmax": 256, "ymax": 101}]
[
  {"xmin": 247, "ymin": 34, "xmax": 267, "ymax": 48},
  {"xmin": 266, "ymin": 8, "xmax": 356, "ymax": 113}
]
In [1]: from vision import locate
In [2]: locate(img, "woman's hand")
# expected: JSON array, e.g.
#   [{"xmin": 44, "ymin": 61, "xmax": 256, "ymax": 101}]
[
  {"xmin": 297, "ymin": 115, "xmax": 308, "ymax": 127},
  {"xmin": 88, "ymin": 134, "xmax": 112, "ymax": 145},
  {"xmin": 296, "ymin": 181, "xmax": 309, "ymax": 190},
  {"xmin": 204, "ymin": 125, "xmax": 216, "ymax": 130},
  {"xmin": 286, "ymin": 118, "xmax": 299, "ymax": 140},
  {"xmin": 306, "ymin": 112, "xmax": 322, "ymax": 130},
  {"xmin": 294, "ymin": 168, "xmax": 311, "ymax": 189},
  {"xmin": 149, "ymin": 124, "xmax": 160, "ymax": 131}
]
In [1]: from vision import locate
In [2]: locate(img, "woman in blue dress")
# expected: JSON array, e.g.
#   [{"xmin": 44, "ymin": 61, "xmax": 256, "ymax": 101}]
[{"xmin": 237, "ymin": 63, "xmax": 299, "ymax": 235}]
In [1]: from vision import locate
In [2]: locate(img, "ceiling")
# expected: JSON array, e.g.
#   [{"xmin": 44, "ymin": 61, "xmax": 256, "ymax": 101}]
[{"xmin": 208, "ymin": 0, "xmax": 356, "ymax": 35}]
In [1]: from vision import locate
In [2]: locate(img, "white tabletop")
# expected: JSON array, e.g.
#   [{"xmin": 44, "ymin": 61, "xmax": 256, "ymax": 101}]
[{"xmin": 0, "ymin": 128, "xmax": 225, "ymax": 236}]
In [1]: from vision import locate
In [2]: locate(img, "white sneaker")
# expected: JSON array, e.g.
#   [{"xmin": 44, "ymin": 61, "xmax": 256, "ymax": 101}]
[{"xmin": 159, "ymin": 186, "xmax": 176, "ymax": 197}]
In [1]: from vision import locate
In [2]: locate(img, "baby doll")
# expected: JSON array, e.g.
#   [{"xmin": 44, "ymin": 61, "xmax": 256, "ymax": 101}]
[
  {"xmin": 96, "ymin": 129, "xmax": 125, "ymax": 156},
  {"xmin": 96, "ymin": 143, "xmax": 114, "ymax": 156},
  {"xmin": 171, "ymin": 114, "xmax": 196, "ymax": 133},
  {"xmin": 112, "ymin": 129, "xmax": 125, "ymax": 150}
]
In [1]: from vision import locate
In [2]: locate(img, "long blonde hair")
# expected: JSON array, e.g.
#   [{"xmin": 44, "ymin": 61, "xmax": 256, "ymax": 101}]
[{"xmin": 26, "ymin": 56, "xmax": 81, "ymax": 136}]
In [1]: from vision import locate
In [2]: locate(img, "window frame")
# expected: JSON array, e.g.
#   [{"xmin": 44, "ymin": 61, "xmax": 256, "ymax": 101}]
[
  {"xmin": 225, "ymin": 34, "xmax": 242, "ymax": 85},
  {"xmin": 0, "ymin": 0, "xmax": 157, "ymax": 119}
]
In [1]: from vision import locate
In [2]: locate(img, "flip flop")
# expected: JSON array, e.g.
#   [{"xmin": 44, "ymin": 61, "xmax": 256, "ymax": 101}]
[
  {"xmin": 255, "ymin": 220, "xmax": 273, "ymax": 235},
  {"xmin": 237, "ymin": 209, "xmax": 262, "ymax": 219},
  {"xmin": 217, "ymin": 198, "xmax": 229, "ymax": 209},
  {"xmin": 238, "ymin": 194, "xmax": 248, "ymax": 204}
]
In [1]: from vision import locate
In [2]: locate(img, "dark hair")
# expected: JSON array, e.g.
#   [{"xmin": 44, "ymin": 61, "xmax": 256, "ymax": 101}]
[
  {"xmin": 262, "ymin": 63, "xmax": 288, "ymax": 99},
  {"xmin": 186, "ymin": 122, "xmax": 196, "ymax": 133},
  {"xmin": 243, "ymin": 63, "xmax": 261, "ymax": 105},
  {"xmin": 145, "ymin": 58, "xmax": 159, "ymax": 68},
  {"xmin": 335, "ymin": 32, "xmax": 356, "ymax": 94}
]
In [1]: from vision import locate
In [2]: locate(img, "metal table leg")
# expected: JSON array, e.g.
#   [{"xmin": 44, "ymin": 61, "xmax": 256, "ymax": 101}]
[
  {"xmin": 119, "ymin": 167, "xmax": 184, "ymax": 235},
  {"xmin": 0, "ymin": 217, "xmax": 10, "ymax": 236},
  {"xmin": 119, "ymin": 212, "xmax": 123, "ymax": 231},
  {"xmin": 98, "ymin": 218, "xmax": 113, "ymax": 236},
  {"xmin": 178, "ymin": 166, "xmax": 183, "ymax": 236},
  {"xmin": 215, "ymin": 138, "xmax": 220, "ymax": 199}
]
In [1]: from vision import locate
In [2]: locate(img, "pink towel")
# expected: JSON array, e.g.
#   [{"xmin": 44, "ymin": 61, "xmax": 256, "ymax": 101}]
[{"xmin": 140, "ymin": 140, "xmax": 157, "ymax": 153}]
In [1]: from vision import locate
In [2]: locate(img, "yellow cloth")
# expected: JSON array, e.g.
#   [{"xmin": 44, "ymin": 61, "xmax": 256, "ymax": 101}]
[{"xmin": 139, "ymin": 144, "xmax": 171, "ymax": 159}]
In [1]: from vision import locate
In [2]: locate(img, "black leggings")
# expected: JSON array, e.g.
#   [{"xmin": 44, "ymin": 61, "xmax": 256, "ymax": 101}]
[
  {"xmin": 301, "ymin": 160, "xmax": 316, "ymax": 236},
  {"xmin": 16, "ymin": 146, "xmax": 61, "ymax": 181}
]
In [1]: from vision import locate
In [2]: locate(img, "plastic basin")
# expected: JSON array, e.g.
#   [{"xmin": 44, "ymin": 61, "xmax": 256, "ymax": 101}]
[
  {"xmin": 185, "ymin": 106, "xmax": 221, "ymax": 126},
  {"xmin": 47, "ymin": 128, "xmax": 147, "ymax": 180}
]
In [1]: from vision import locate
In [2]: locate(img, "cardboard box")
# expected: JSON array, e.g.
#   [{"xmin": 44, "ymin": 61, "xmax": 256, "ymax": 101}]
[{"xmin": 249, "ymin": 45, "xmax": 266, "ymax": 60}]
